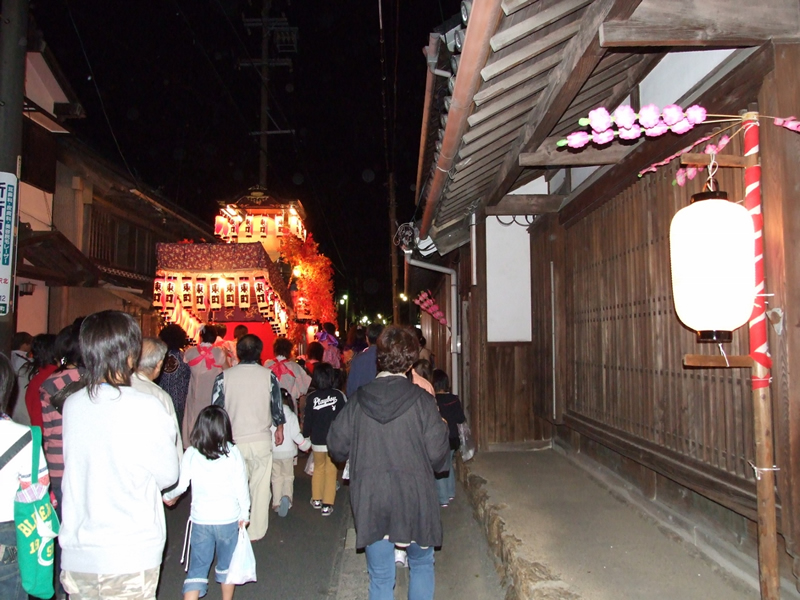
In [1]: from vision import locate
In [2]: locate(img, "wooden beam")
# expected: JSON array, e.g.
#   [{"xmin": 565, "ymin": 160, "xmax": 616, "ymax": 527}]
[
  {"xmin": 560, "ymin": 44, "xmax": 774, "ymax": 228},
  {"xmin": 485, "ymin": 0, "xmax": 644, "ymax": 208},
  {"xmin": 520, "ymin": 137, "xmax": 635, "ymax": 166},
  {"xmin": 600, "ymin": 0, "xmax": 800, "ymax": 48},
  {"xmin": 486, "ymin": 194, "xmax": 565, "ymax": 215},
  {"xmin": 680, "ymin": 153, "xmax": 755, "ymax": 168},
  {"xmin": 501, "ymin": 0, "xmax": 536, "ymax": 17},
  {"xmin": 683, "ymin": 354, "xmax": 754, "ymax": 369}
]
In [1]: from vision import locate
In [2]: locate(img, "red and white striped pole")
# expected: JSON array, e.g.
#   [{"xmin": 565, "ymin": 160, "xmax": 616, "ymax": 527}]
[{"xmin": 743, "ymin": 112, "xmax": 780, "ymax": 600}]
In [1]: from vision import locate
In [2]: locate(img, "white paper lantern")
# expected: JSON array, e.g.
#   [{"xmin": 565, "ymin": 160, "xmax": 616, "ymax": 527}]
[{"xmin": 669, "ymin": 191, "xmax": 755, "ymax": 342}]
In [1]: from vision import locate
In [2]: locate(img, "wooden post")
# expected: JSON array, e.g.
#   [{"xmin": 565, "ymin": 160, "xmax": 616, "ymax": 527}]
[{"xmin": 743, "ymin": 111, "xmax": 780, "ymax": 599}]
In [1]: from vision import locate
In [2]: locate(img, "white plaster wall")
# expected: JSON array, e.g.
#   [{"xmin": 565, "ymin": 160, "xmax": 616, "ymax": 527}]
[
  {"xmin": 19, "ymin": 182, "xmax": 53, "ymax": 231},
  {"xmin": 486, "ymin": 216, "xmax": 532, "ymax": 342},
  {"xmin": 509, "ymin": 176, "xmax": 547, "ymax": 195},
  {"xmin": 640, "ymin": 50, "xmax": 735, "ymax": 107}
]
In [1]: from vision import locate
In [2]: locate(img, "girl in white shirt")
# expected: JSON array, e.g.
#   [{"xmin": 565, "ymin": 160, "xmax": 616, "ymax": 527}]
[{"xmin": 164, "ymin": 405, "xmax": 251, "ymax": 600}]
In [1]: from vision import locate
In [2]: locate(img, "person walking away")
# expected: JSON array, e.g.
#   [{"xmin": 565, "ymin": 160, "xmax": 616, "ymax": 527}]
[
  {"xmin": 40, "ymin": 318, "xmax": 84, "ymax": 511},
  {"xmin": 304, "ymin": 341, "xmax": 324, "ymax": 375},
  {"xmin": 328, "ymin": 326, "xmax": 449, "ymax": 600},
  {"xmin": 432, "ymin": 369, "xmax": 466, "ymax": 507},
  {"xmin": 59, "ymin": 310, "xmax": 180, "ymax": 599},
  {"xmin": 158, "ymin": 323, "xmax": 192, "ymax": 430},
  {"xmin": 0, "ymin": 352, "xmax": 50, "ymax": 600},
  {"xmin": 9, "ymin": 332, "xmax": 32, "ymax": 425},
  {"xmin": 346, "ymin": 323, "xmax": 383, "ymax": 397},
  {"xmin": 408, "ymin": 359, "xmax": 435, "ymax": 397},
  {"xmin": 303, "ymin": 363, "xmax": 346, "ymax": 517},
  {"xmin": 163, "ymin": 406, "xmax": 250, "ymax": 600},
  {"xmin": 265, "ymin": 338, "xmax": 311, "ymax": 415},
  {"xmin": 183, "ymin": 326, "xmax": 226, "ymax": 447},
  {"xmin": 22, "ymin": 333, "xmax": 57, "ymax": 429},
  {"xmin": 227, "ymin": 325, "xmax": 248, "ymax": 367},
  {"xmin": 133, "ymin": 337, "xmax": 183, "ymax": 461},
  {"xmin": 271, "ymin": 389, "xmax": 310, "ymax": 517},
  {"xmin": 211, "ymin": 334, "xmax": 285, "ymax": 541}
]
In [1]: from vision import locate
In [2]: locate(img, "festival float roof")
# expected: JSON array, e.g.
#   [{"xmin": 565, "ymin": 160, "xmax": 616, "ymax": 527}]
[{"xmin": 154, "ymin": 241, "xmax": 294, "ymax": 339}]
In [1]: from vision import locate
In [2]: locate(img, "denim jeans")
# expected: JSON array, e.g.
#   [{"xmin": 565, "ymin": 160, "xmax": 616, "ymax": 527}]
[
  {"xmin": 435, "ymin": 449, "xmax": 456, "ymax": 504},
  {"xmin": 0, "ymin": 521, "xmax": 26, "ymax": 600},
  {"xmin": 183, "ymin": 522, "xmax": 239, "ymax": 596},
  {"xmin": 364, "ymin": 539, "xmax": 434, "ymax": 600}
]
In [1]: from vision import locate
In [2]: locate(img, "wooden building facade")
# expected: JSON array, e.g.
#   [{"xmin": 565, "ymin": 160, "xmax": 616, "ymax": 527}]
[{"xmin": 407, "ymin": 0, "xmax": 800, "ymax": 591}]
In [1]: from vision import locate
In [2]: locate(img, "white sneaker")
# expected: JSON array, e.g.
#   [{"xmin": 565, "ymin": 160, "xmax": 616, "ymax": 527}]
[{"xmin": 394, "ymin": 548, "xmax": 408, "ymax": 568}]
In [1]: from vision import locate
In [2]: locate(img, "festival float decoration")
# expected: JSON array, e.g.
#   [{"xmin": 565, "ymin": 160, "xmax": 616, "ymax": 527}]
[{"xmin": 155, "ymin": 185, "xmax": 335, "ymax": 344}]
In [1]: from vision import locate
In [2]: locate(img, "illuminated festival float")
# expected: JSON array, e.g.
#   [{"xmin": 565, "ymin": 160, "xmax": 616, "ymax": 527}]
[{"xmin": 153, "ymin": 186, "xmax": 335, "ymax": 347}]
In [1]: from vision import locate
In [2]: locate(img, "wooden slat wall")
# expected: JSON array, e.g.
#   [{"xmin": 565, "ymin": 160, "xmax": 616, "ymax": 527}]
[{"xmin": 544, "ymin": 134, "xmax": 759, "ymax": 507}]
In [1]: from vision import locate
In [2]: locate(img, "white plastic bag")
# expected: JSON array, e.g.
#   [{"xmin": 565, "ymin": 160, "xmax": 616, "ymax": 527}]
[
  {"xmin": 458, "ymin": 422, "xmax": 476, "ymax": 462},
  {"xmin": 226, "ymin": 527, "xmax": 257, "ymax": 585},
  {"xmin": 342, "ymin": 459, "xmax": 350, "ymax": 481},
  {"xmin": 304, "ymin": 452, "xmax": 315, "ymax": 476}
]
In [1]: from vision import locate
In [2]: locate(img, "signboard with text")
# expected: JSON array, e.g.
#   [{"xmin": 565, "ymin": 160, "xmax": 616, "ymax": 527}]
[{"xmin": 0, "ymin": 172, "xmax": 17, "ymax": 316}]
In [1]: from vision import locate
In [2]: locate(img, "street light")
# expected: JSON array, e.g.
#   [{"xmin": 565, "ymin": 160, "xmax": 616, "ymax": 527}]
[
  {"xmin": 339, "ymin": 294, "xmax": 350, "ymax": 330},
  {"xmin": 399, "ymin": 293, "xmax": 408, "ymax": 302}
]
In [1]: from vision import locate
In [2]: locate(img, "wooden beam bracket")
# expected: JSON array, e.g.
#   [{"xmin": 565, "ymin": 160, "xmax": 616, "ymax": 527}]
[
  {"xmin": 683, "ymin": 354, "xmax": 754, "ymax": 369},
  {"xmin": 680, "ymin": 153, "xmax": 757, "ymax": 168}
]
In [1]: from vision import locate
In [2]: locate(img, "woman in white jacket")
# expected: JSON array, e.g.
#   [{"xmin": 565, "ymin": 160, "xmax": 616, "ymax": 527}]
[{"xmin": 271, "ymin": 389, "xmax": 310, "ymax": 517}]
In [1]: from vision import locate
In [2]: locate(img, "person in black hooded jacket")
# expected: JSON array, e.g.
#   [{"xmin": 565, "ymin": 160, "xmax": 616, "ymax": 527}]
[{"xmin": 327, "ymin": 326, "xmax": 449, "ymax": 600}]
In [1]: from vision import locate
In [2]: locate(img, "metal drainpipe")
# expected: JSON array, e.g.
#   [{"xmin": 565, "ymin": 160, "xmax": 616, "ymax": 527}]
[
  {"xmin": 419, "ymin": 0, "xmax": 504, "ymax": 239},
  {"xmin": 404, "ymin": 250, "xmax": 460, "ymax": 395}
]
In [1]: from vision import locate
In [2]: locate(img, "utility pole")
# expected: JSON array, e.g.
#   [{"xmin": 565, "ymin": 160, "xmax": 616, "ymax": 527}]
[
  {"xmin": 389, "ymin": 172, "xmax": 399, "ymax": 324},
  {"xmin": 0, "ymin": 0, "xmax": 29, "ymax": 354},
  {"xmin": 240, "ymin": 1, "xmax": 297, "ymax": 188},
  {"xmin": 259, "ymin": 0, "xmax": 270, "ymax": 187}
]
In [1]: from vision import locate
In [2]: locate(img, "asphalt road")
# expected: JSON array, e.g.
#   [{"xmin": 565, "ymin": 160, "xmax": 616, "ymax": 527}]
[
  {"xmin": 158, "ymin": 462, "xmax": 505, "ymax": 599},
  {"xmin": 158, "ymin": 460, "xmax": 350, "ymax": 599}
]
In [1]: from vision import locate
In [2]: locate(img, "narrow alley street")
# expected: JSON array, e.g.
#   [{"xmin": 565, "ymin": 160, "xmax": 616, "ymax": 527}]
[{"xmin": 158, "ymin": 464, "xmax": 506, "ymax": 599}]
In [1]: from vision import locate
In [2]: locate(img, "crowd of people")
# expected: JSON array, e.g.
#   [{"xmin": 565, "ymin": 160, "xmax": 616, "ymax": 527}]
[{"xmin": 1, "ymin": 315, "xmax": 466, "ymax": 600}]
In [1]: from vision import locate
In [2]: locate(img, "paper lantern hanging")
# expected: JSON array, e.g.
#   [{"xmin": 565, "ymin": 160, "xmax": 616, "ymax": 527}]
[
  {"xmin": 238, "ymin": 278, "xmax": 251, "ymax": 309},
  {"xmin": 209, "ymin": 280, "xmax": 222, "ymax": 311},
  {"xmin": 153, "ymin": 278, "xmax": 165, "ymax": 309},
  {"xmin": 254, "ymin": 278, "xmax": 269, "ymax": 312},
  {"xmin": 195, "ymin": 279, "xmax": 207, "ymax": 313},
  {"xmin": 224, "ymin": 280, "xmax": 236, "ymax": 308},
  {"xmin": 670, "ymin": 189, "xmax": 755, "ymax": 342},
  {"xmin": 258, "ymin": 216, "xmax": 267, "ymax": 237},
  {"xmin": 244, "ymin": 215, "xmax": 254, "ymax": 238},
  {"xmin": 164, "ymin": 277, "xmax": 176, "ymax": 310},
  {"xmin": 180, "ymin": 278, "xmax": 193, "ymax": 307}
]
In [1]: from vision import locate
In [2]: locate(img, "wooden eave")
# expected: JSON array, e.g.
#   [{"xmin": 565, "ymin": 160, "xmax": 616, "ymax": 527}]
[{"xmin": 416, "ymin": 0, "xmax": 798, "ymax": 250}]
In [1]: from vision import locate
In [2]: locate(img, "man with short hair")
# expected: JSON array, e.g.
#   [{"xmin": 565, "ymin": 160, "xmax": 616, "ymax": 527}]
[
  {"xmin": 346, "ymin": 323, "xmax": 384, "ymax": 397},
  {"xmin": 212, "ymin": 334, "xmax": 285, "ymax": 541},
  {"xmin": 132, "ymin": 337, "xmax": 182, "ymax": 461}
]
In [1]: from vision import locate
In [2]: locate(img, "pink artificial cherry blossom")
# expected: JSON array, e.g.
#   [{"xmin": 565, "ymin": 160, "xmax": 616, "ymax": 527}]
[
  {"xmin": 592, "ymin": 129, "xmax": 615, "ymax": 145},
  {"xmin": 686, "ymin": 166, "xmax": 698, "ymax": 180},
  {"xmin": 566, "ymin": 131, "xmax": 591, "ymax": 148},
  {"xmin": 675, "ymin": 168, "xmax": 687, "ymax": 186},
  {"xmin": 413, "ymin": 299, "xmax": 421, "ymax": 305},
  {"xmin": 685, "ymin": 105, "xmax": 707, "ymax": 125},
  {"xmin": 433, "ymin": 310, "xmax": 444, "ymax": 319},
  {"xmin": 588, "ymin": 107, "xmax": 613, "ymax": 133},
  {"xmin": 703, "ymin": 143, "xmax": 718, "ymax": 155},
  {"xmin": 670, "ymin": 118, "xmax": 693, "ymax": 135},
  {"xmin": 717, "ymin": 135, "xmax": 730, "ymax": 150},
  {"xmin": 618, "ymin": 123, "xmax": 642, "ymax": 140},
  {"xmin": 439, "ymin": 318, "xmax": 448, "ymax": 325},
  {"xmin": 613, "ymin": 105, "xmax": 637, "ymax": 130},
  {"xmin": 430, "ymin": 304, "xmax": 439, "ymax": 313},
  {"xmin": 638, "ymin": 104, "xmax": 661, "ymax": 129},
  {"xmin": 644, "ymin": 120, "xmax": 669, "ymax": 137},
  {"xmin": 661, "ymin": 104, "xmax": 685, "ymax": 127}
]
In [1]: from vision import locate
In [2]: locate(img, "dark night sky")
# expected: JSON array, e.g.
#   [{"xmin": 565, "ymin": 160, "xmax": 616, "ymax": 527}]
[{"xmin": 32, "ymin": 0, "xmax": 460, "ymax": 317}]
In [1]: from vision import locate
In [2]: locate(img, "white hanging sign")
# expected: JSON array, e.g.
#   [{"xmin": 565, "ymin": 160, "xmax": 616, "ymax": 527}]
[{"xmin": 0, "ymin": 173, "xmax": 18, "ymax": 316}]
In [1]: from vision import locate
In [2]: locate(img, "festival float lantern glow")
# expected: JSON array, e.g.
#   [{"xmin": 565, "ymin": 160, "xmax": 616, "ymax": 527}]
[{"xmin": 669, "ymin": 185, "xmax": 755, "ymax": 343}]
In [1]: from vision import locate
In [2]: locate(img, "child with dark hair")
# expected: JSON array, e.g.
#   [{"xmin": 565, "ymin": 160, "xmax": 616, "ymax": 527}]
[
  {"xmin": 432, "ymin": 369, "xmax": 466, "ymax": 507},
  {"xmin": 164, "ymin": 405, "xmax": 250, "ymax": 600},
  {"xmin": 271, "ymin": 389, "xmax": 311, "ymax": 517},
  {"xmin": 304, "ymin": 341, "xmax": 324, "ymax": 375},
  {"xmin": 303, "ymin": 363, "xmax": 346, "ymax": 516}
]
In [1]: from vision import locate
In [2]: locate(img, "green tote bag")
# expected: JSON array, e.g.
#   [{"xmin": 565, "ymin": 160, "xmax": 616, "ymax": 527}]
[{"xmin": 14, "ymin": 426, "xmax": 60, "ymax": 599}]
